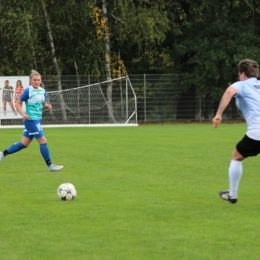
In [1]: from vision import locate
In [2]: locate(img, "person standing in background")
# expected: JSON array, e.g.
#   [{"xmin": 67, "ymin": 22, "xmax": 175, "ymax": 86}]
[
  {"xmin": 14, "ymin": 80, "xmax": 24, "ymax": 102},
  {"xmin": 2, "ymin": 80, "xmax": 16, "ymax": 115}
]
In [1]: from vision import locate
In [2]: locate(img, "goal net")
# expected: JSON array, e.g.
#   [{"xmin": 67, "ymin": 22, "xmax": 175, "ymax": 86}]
[{"xmin": 0, "ymin": 76, "xmax": 138, "ymax": 128}]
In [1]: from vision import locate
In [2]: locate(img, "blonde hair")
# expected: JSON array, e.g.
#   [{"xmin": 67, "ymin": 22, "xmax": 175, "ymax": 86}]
[{"xmin": 29, "ymin": 70, "xmax": 41, "ymax": 79}]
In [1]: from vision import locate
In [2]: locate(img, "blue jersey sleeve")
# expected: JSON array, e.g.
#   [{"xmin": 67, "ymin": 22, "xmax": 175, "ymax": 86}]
[{"xmin": 19, "ymin": 88, "xmax": 30, "ymax": 101}]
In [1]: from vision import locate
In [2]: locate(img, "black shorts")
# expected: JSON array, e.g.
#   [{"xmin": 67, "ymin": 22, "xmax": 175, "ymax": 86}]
[{"xmin": 236, "ymin": 135, "xmax": 260, "ymax": 158}]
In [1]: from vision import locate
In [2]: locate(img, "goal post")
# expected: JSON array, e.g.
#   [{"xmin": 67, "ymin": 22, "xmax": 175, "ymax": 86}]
[{"xmin": 0, "ymin": 76, "xmax": 138, "ymax": 128}]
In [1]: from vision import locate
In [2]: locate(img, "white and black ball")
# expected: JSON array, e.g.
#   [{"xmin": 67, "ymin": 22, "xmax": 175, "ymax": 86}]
[{"xmin": 57, "ymin": 183, "xmax": 77, "ymax": 201}]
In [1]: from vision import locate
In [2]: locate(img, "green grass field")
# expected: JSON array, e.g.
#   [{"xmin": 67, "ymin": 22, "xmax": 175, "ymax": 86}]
[{"xmin": 1, "ymin": 124, "xmax": 260, "ymax": 260}]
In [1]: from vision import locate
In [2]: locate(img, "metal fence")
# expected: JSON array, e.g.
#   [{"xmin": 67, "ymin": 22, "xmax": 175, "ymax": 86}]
[
  {"xmin": 40, "ymin": 74, "xmax": 242, "ymax": 123},
  {"xmin": 129, "ymin": 74, "xmax": 243, "ymax": 123}
]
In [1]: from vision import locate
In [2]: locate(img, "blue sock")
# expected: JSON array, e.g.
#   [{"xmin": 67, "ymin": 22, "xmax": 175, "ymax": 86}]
[
  {"xmin": 5, "ymin": 142, "xmax": 26, "ymax": 155},
  {"xmin": 40, "ymin": 143, "xmax": 52, "ymax": 166}
]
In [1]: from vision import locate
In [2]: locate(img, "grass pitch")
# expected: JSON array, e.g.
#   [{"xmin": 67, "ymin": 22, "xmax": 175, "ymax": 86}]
[{"xmin": 1, "ymin": 124, "xmax": 260, "ymax": 259}]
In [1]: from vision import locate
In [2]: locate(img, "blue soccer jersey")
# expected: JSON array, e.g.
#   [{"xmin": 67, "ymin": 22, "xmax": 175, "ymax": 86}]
[
  {"xmin": 19, "ymin": 86, "xmax": 47, "ymax": 120},
  {"xmin": 232, "ymin": 77, "xmax": 260, "ymax": 140}
]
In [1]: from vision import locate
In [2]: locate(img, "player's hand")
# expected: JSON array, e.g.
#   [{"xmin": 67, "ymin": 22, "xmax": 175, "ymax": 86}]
[
  {"xmin": 22, "ymin": 114, "xmax": 29, "ymax": 120},
  {"xmin": 212, "ymin": 115, "xmax": 222, "ymax": 128},
  {"xmin": 45, "ymin": 104, "xmax": 52, "ymax": 110}
]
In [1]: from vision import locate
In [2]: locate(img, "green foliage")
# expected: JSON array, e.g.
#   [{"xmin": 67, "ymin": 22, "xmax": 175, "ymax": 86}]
[
  {"xmin": 170, "ymin": 0, "xmax": 260, "ymax": 101},
  {"xmin": 1, "ymin": 0, "xmax": 260, "ymax": 103},
  {"xmin": 44, "ymin": 0, "xmax": 103, "ymax": 75}
]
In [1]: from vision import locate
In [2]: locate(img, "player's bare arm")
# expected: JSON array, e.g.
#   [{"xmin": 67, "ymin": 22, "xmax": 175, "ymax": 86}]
[
  {"xmin": 213, "ymin": 86, "xmax": 237, "ymax": 128},
  {"xmin": 15, "ymin": 99, "xmax": 29, "ymax": 120}
]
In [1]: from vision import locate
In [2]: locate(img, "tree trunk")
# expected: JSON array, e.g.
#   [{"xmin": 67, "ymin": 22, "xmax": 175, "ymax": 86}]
[
  {"xmin": 101, "ymin": 0, "xmax": 116, "ymax": 123},
  {"xmin": 74, "ymin": 60, "xmax": 81, "ymax": 113},
  {"xmin": 23, "ymin": 6, "xmax": 38, "ymax": 71},
  {"xmin": 118, "ymin": 49, "xmax": 124, "ymax": 118},
  {"xmin": 41, "ymin": 0, "xmax": 67, "ymax": 122}
]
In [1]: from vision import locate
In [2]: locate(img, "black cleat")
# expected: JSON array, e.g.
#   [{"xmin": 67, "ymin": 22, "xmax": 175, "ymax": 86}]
[{"xmin": 219, "ymin": 190, "xmax": 237, "ymax": 204}]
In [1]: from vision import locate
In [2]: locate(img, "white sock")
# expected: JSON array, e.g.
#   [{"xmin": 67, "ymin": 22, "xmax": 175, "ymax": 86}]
[{"xmin": 228, "ymin": 160, "xmax": 243, "ymax": 198}]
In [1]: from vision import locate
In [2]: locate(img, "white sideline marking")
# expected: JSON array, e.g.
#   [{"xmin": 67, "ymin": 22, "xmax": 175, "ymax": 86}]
[{"xmin": 0, "ymin": 124, "xmax": 138, "ymax": 129}]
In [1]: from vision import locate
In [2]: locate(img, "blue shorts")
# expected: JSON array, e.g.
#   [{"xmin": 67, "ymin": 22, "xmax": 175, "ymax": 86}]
[{"xmin": 23, "ymin": 120, "xmax": 45, "ymax": 140}]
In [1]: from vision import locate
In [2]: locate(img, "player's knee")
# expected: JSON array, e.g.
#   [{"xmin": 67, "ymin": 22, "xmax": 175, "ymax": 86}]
[
  {"xmin": 21, "ymin": 140, "xmax": 31, "ymax": 147},
  {"xmin": 231, "ymin": 149, "xmax": 244, "ymax": 161},
  {"xmin": 37, "ymin": 137, "xmax": 47, "ymax": 144}
]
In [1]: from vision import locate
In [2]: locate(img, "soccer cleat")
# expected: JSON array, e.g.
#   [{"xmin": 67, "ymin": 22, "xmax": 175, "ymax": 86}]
[
  {"xmin": 48, "ymin": 164, "xmax": 64, "ymax": 172},
  {"xmin": 0, "ymin": 152, "xmax": 4, "ymax": 162},
  {"xmin": 219, "ymin": 190, "xmax": 237, "ymax": 204}
]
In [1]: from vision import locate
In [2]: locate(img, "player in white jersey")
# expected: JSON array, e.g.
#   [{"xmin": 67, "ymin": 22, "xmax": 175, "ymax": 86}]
[
  {"xmin": 0, "ymin": 70, "xmax": 63, "ymax": 172},
  {"xmin": 213, "ymin": 59, "xmax": 260, "ymax": 204}
]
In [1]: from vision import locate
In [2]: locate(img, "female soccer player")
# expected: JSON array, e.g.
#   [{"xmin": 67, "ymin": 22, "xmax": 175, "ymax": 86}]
[{"xmin": 0, "ymin": 70, "xmax": 63, "ymax": 171}]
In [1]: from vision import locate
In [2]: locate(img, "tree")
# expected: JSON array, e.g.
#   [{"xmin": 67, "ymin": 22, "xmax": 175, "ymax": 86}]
[
  {"xmin": 0, "ymin": 0, "xmax": 38, "ymax": 75},
  {"xmin": 41, "ymin": 0, "xmax": 67, "ymax": 121},
  {"xmin": 110, "ymin": 0, "xmax": 172, "ymax": 73},
  {"xmin": 169, "ymin": 0, "xmax": 260, "ymax": 119}
]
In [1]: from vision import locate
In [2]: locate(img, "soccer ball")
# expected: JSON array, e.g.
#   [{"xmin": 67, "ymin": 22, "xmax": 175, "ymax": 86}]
[{"xmin": 57, "ymin": 183, "xmax": 77, "ymax": 201}]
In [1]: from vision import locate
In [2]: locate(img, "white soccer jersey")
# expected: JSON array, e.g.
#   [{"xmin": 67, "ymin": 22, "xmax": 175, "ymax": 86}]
[{"xmin": 232, "ymin": 77, "xmax": 260, "ymax": 140}]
